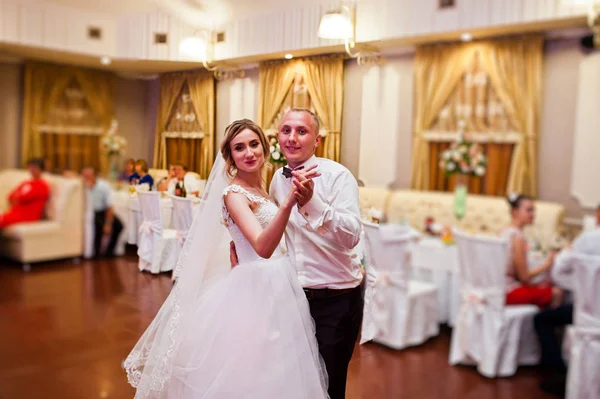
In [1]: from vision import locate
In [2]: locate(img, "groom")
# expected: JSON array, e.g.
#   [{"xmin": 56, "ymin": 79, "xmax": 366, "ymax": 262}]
[{"xmin": 234, "ymin": 108, "xmax": 364, "ymax": 399}]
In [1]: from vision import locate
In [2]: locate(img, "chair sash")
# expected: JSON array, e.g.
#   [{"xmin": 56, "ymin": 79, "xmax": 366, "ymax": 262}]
[
  {"xmin": 176, "ymin": 230, "xmax": 188, "ymax": 246},
  {"xmin": 454, "ymin": 286, "xmax": 504, "ymax": 364},
  {"xmin": 137, "ymin": 219, "xmax": 162, "ymax": 263},
  {"xmin": 361, "ymin": 268, "xmax": 408, "ymax": 343},
  {"xmin": 567, "ymin": 311, "xmax": 600, "ymax": 399}
]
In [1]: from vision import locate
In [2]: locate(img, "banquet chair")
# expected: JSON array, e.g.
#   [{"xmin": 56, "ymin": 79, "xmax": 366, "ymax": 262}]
[
  {"xmin": 360, "ymin": 221, "xmax": 439, "ymax": 349},
  {"xmin": 171, "ymin": 196, "xmax": 194, "ymax": 280},
  {"xmin": 566, "ymin": 254, "xmax": 600, "ymax": 399},
  {"xmin": 137, "ymin": 191, "xmax": 178, "ymax": 274},
  {"xmin": 449, "ymin": 230, "xmax": 540, "ymax": 377}
]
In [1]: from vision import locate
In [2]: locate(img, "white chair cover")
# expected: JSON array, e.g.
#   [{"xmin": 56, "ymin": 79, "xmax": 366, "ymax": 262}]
[
  {"xmin": 170, "ymin": 196, "xmax": 194, "ymax": 280},
  {"xmin": 361, "ymin": 222, "xmax": 438, "ymax": 349},
  {"xmin": 136, "ymin": 191, "xmax": 178, "ymax": 274},
  {"xmin": 449, "ymin": 230, "xmax": 540, "ymax": 377},
  {"xmin": 567, "ymin": 254, "xmax": 600, "ymax": 399}
]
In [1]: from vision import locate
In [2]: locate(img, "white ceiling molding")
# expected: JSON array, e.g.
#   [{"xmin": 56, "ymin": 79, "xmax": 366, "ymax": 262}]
[{"xmin": 0, "ymin": 0, "xmax": 590, "ymax": 73}]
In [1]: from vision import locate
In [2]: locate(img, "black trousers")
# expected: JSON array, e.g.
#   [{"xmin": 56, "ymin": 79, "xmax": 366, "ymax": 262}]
[
  {"xmin": 533, "ymin": 304, "xmax": 573, "ymax": 372},
  {"xmin": 94, "ymin": 210, "xmax": 123, "ymax": 257},
  {"xmin": 307, "ymin": 285, "xmax": 363, "ymax": 399}
]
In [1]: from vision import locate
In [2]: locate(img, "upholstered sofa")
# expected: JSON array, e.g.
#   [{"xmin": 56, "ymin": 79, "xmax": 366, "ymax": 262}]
[
  {"xmin": 0, "ymin": 170, "xmax": 84, "ymax": 265},
  {"xmin": 358, "ymin": 188, "xmax": 566, "ymax": 250}
]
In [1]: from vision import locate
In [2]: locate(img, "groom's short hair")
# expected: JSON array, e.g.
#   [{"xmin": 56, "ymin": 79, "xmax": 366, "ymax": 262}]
[{"xmin": 285, "ymin": 108, "xmax": 321, "ymax": 135}]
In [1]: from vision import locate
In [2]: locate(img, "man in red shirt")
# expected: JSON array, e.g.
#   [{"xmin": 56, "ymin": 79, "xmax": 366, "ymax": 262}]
[{"xmin": 0, "ymin": 159, "xmax": 50, "ymax": 228}]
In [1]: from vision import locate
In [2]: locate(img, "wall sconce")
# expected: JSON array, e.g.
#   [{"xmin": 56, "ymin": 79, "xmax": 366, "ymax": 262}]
[
  {"xmin": 317, "ymin": 5, "xmax": 381, "ymax": 65},
  {"xmin": 179, "ymin": 30, "xmax": 245, "ymax": 80},
  {"xmin": 563, "ymin": 0, "xmax": 600, "ymax": 47}
]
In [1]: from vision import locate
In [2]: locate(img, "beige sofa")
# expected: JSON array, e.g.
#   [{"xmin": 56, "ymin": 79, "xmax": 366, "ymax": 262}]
[
  {"xmin": 358, "ymin": 188, "xmax": 566, "ymax": 250},
  {"xmin": 0, "ymin": 170, "xmax": 84, "ymax": 265}
]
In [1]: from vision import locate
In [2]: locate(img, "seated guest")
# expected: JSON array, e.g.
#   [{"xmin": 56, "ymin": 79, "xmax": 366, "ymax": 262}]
[
  {"xmin": 133, "ymin": 159, "xmax": 154, "ymax": 189},
  {"xmin": 502, "ymin": 194, "xmax": 563, "ymax": 308},
  {"xmin": 81, "ymin": 167, "xmax": 123, "ymax": 258},
  {"xmin": 176, "ymin": 164, "xmax": 200, "ymax": 197},
  {"xmin": 534, "ymin": 205, "xmax": 600, "ymax": 396},
  {"xmin": 119, "ymin": 158, "xmax": 138, "ymax": 182},
  {"xmin": 0, "ymin": 159, "xmax": 50, "ymax": 229},
  {"xmin": 157, "ymin": 164, "xmax": 178, "ymax": 193}
]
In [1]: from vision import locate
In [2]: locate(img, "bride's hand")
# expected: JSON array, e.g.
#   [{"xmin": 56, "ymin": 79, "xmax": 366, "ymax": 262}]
[
  {"xmin": 292, "ymin": 165, "xmax": 320, "ymax": 208},
  {"xmin": 282, "ymin": 166, "xmax": 320, "ymax": 209}
]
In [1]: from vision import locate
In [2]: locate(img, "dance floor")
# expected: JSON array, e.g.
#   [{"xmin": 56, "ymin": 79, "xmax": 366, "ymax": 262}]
[{"xmin": 0, "ymin": 252, "xmax": 557, "ymax": 399}]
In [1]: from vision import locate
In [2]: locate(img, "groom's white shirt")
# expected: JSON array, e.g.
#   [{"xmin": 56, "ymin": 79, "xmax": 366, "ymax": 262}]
[{"xmin": 270, "ymin": 155, "xmax": 363, "ymax": 289}]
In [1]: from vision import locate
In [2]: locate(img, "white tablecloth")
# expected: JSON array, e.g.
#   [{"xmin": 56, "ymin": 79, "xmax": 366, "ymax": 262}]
[{"xmin": 410, "ymin": 238, "xmax": 460, "ymax": 325}]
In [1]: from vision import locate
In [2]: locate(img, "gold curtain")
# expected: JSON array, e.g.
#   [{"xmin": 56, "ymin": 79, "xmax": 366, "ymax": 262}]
[
  {"xmin": 302, "ymin": 55, "xmax": 344, "ymax": 161},
  {"xmin": 153, "ymin": 71, "xmax": 215, "ymax": 178},
  {"xmin": 478, "ymin": 36, "xmax": 544, "ymax": 196},
  {"xmin": 257, "ymin": 60, "xmax": 300, "ymax": 128},
  {"xmin": 21, "ymin": 62, "xmax": 114, "ymax": 173},
  {"xmin": 258, "ymin": 55, "xmax": 344, "ymax": 162},
  {"xmin": 410, "ymin": 45, "xmax": 473, "ymax": 190},
  {"xmin": 410, "ymin": 35, "xmax": 543, "ymax": 196},
  {"xmin": 188, "ymin": 73, "xmax": 215, "ymax": 178}
]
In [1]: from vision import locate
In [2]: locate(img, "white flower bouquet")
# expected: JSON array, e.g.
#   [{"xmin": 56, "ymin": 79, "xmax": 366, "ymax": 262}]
[
  {"xmin": 439, "ymin": 122, "xmax": 487, "ymax": 177},
  {"xmin": 102, "ymin": 120, "xmax": 127, "ymax": 156},
  {"xmin": 269, "ymin": 136, "xmax": 286, "ymax": 165},
  {"xmin": 102, "ymin": 134, "xmax": 127, "ymax": 156}
]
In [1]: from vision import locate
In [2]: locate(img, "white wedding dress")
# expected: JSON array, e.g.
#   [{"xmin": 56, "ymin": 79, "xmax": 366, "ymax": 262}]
[{"xmin": 153, "ymin": 184, "xmax": 328, "ymax": 398}]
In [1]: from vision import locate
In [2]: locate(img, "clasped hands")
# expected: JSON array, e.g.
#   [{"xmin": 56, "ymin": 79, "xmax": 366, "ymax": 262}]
[{"xmin": 284, "ymin": 165, "xmax": 321, "ymax": 209}]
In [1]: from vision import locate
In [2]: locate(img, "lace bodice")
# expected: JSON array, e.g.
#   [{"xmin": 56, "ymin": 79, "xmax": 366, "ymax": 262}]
[{"xmin": 222, "ymin": 184, "xmax": 285, "ymax": 263}]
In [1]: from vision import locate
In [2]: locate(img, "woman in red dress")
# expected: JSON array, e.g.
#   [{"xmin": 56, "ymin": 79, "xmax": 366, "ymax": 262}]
[
  {"xmin": 501, "ymin": 194, "xmax": 563, "ymax": 309},
  {"xmin": 0, "ymin": 159, "xmax": 50, "ymax": 229}
]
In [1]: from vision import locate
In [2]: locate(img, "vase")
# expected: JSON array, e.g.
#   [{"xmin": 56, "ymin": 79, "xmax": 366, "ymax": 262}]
[
  {"xmin": 108, "ymin": 154, "xmax": 120, "ymax": 182},
  {"xmin": 453, "ymin": 173, "xmax": 468, "ymax": 221}
]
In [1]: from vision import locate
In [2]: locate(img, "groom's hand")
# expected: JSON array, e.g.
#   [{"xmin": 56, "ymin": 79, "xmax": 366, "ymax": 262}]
[
  {"xmin": 229, "ymin": 241, "xmax": 239, "ymax": 268},
  {"xmin": 292, "ymin": 166, "xmax": 319, "ymax": 207}
]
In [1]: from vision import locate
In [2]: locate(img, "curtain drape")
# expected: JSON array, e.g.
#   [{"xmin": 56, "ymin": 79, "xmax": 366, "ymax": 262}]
[
  {"xmin": 478, "ymin": 36, "xmax": 544, "ymax": 196},
  {"xmin": 302, "ymin": 55, "xmax": 344, "ymax": 161},
  {"xmin": 410, "ymin": 45, "xmax": 473, "ymax": 190},
  {"xmin": 153, "ymin": 71, "xmax": 215, "ymax": 178},
  {"xmin": 410, "ymin": 35, "xmax": 543, "ymax": 196},
  {"xmin": 21, "ymin": 62, "xmax": 114, "ymax": 173},
  {"xmin": 187, "ymin": 73, "xmax": 215, "ymax": 178},
  {"xmin": 258, "ymin": 55, "xmax": 344, "ymax": 163},
  {"xmin": 257, "ymin": 60, "xmax": 300, "ymax": 129}
]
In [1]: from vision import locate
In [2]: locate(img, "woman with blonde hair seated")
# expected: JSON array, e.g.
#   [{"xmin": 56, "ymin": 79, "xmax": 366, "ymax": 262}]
[
  {"xmin": 133, "ymin": 159, "xmax": 154, "ymax": 189},
  {"xmin": 502, "ymin": 193, "xmax": 563, "ymax": 308}
]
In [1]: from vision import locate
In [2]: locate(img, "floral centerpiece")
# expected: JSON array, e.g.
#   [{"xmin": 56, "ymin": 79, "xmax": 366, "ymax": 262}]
[
  {"xmin": 438, "ymin": 120, "xmax": 487, "ymax": 220},
  {"xmin": 269, "ymin": 136, "xmax": 286, "ymax": 165},
  {"xmin": 102, "ymin": 119, "xmax": 127, "ymax": 181},
  {"xmin": 439, "ymin": 121, "xmax": 487, "ymax": 178}
]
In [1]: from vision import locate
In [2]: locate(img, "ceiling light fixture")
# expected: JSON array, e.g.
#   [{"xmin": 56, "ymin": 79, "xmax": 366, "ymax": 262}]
[
  {"xmin": 318, "ymin": 5, "xmax": 381, "ymax": 65},
  {"xmin": 460, "ymin": 32, "xmax": 472, "ymax": 42},
  {"xmin": 284, "ymin": 53, "xmax": 293, "ymax": 59},
  {"xmin": 100, "ymin": 56, "xmax": 111, "ymax": 65}
]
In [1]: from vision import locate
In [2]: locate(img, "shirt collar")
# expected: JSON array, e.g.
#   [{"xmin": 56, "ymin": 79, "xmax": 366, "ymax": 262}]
[{"xmin": 287, "ymin": 155, "xmax": 318, "ymax": 170}]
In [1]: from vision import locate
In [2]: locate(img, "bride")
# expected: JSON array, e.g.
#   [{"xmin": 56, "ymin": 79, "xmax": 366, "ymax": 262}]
[{"xmin": 124, "ymin": 119, "xmax": 329, "ymax": 398}]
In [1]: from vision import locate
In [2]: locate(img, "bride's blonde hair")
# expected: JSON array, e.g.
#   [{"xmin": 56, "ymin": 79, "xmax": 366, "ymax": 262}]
[{"xmin": 220, "ymin": 119, "xmax": 270, "ymax": 178}]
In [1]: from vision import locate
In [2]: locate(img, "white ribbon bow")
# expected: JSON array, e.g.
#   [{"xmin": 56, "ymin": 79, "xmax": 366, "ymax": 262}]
[
  {"xmin": 457, "ymin": 287, "xmax": 504, "ymax": 362},
  {"xmin": 176, "ymin": 230, "xmax": 188, "ymax": 246},
  {"xmin": 568, "ymin": 321, "xmax": 600, "ymax": 399},
  {"xmin": 370, "ymin": 269, "xmax": 408, "ymax": 339},
  {"xmin": 137, "ymin": 220, "xmax": 162, "ymax": 263}
]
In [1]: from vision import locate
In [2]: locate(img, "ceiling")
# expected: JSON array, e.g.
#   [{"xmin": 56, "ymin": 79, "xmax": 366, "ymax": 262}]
[{"xmin": 46, "ymin": 0, "xmax": 332, "ymax": 26}]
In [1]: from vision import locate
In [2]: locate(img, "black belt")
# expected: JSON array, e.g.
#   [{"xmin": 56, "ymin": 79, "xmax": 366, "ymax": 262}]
[{"xmin": 303, "ymin": 286, "xmax": 358, "ymax": 300}]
